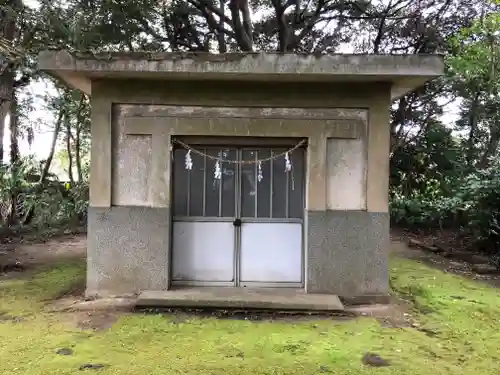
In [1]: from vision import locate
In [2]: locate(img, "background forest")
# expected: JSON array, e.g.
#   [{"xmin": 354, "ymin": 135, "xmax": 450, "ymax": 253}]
[{"xmin": 1, "ymin": 0, "xmax": 500, "ymax": 257}]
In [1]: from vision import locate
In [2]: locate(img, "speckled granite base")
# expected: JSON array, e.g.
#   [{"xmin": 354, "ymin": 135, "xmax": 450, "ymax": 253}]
[
  {"xmin": 306, "ymin": 211, "xmax": 389, "ymax": 297},
  {"xmin": 86, "ymin": 206, "xmax": 170, "ymax": 297},
  {"xmin": 87, "ymin": 207, "xmax": 389, "ymax": 299}
]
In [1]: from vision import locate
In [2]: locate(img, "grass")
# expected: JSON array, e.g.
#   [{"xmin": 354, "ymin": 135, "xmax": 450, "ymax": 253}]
[{"xmin": 0, "ymin": 257, "xmax": 499, "ymax": 375}]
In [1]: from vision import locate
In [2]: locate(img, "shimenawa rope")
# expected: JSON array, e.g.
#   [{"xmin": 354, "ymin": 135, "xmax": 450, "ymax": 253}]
[{"xmin": 173, "ymin": 139, "xmax": 306, "ymax": 165}]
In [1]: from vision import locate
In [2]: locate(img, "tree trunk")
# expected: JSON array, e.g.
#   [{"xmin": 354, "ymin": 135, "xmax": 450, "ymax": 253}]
[
  {"xmin": 466, "ymin": 91, "xmax": 480, "ymax": 167},
  {"xmin": 228, "ymin": 0, "xmax": 253, "ymax": 51},
  {"xmin": 0, "ymin": 71, "xmax": 14, "ymax": 168},
  {"xmin": 217, "ymin": 0, "xmax": 226, "ymax": 53},
  {"xmin": 0, "ymin": 102, "xmax": 8, "ymax": 165},
  {"xmin": 390, "ymin": 97, "xmax": 408, "ymax": 155},
  {"xmin": 0, "ymin": 0, "xmax": 22, "ymax": 166},
  {"xmin": 40, "ymin": 108, "xmax": 63, "ymax": 182},
  {"xmin": 478, "ymin": 127, "xmax": 500, "ymax": 169},
  {"xmin": 9, "ymin": 96, "xmax": 19, "ymax": 165},
  {"xmin": 271, "ymin": 0, "xmax": 288, "ymax": 52},
  {"xmin": 22, "ymin": 108, "xmax": 64, "ymax": 225},
  {"xmin": 74, "ymin": 94, "xmax": 85, "ymax": 181},
  {"xmin": 75, "ymin": 126, "xmax": 82, "ymax": 182},
  {"xmin": 6, "ymin": 96, "xmax": 19, "ymax": 226},
  {"xmin": 65, "ymin": 113, "xmax": 74, "ymax": 183}
]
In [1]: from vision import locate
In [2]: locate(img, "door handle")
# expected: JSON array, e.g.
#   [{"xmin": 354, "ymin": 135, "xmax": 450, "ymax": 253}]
[{"xmin": 233, "ymin": 218, "xmax": 242, "ymax": 227}]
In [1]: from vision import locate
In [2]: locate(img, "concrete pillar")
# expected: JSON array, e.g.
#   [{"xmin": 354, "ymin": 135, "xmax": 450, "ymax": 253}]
[
  {"xmin": 306, "ymin": 102, "xmax": 390, "ymax": 299},
  {"xmin": 89, "ymin": 86, "xmax": 112, "ymax": 207}
]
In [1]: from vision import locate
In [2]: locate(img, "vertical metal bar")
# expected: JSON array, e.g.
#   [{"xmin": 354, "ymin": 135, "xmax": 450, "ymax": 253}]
[
  {"xmin": 202, "ymin": 148, "xmax": 207, "ymax": 217},
  {"xmin": 234, "ymin": 149, "xmax": 239, "ymax": 219},
  {"xmin": 301, "ymin": 147, "xmax": 306, "ymax": 287},
  {"xmin": 234, "ymin": 148, "xmax": 241, "ymax": 287},
  {"xmin": 269, "ymin": 150, "xmax": 273, "ymax": 219},
  {"xmin": 218, "ymin": 149, "xmax": 223, "ymax": 217},
  {"xmin": 171, "ymin": 147, "xmax": 176, "ymax": 217},
  {"xmin": 301, "ymin": 148, "xmax": 306, "ymax": 219},
  {"xmin": 285, "ymin": 151, "xmax": 290, "ymax": 219},
  {"xmin": 186, "ymin": 150, "xmax": 191, "ymax": 217},
  {"xmin": 254, "ymin": 150, "xmax": 258, "ymax": 218}
]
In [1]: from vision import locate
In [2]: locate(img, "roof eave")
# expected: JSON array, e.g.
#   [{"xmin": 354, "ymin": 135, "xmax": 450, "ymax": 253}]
[{"xmin": 38, "ymin": 50, "xmax": 444, "ymax": 99}]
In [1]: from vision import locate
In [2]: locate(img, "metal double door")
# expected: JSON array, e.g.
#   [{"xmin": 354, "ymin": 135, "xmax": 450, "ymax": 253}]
[{"xmin": 171, "ymin": 145, "xmax": 305, "ymax": 287}]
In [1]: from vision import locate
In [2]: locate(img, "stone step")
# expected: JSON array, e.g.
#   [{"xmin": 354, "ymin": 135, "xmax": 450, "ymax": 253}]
[{"xmin": 136, "ymin": 287, "xmax": 344, "ymax": 311}]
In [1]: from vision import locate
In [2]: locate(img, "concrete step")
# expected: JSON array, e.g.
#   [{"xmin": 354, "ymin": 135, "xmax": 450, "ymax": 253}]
[{"xmin": 136, "ymin": 287, "xmax": 344, "ymax": 311}]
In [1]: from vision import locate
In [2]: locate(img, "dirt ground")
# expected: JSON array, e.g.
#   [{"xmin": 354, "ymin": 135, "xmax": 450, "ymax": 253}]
[
  {"xmin": 0, "ymin": 235, "xmax": 86, "ymax": 266},
  {"xmin": 391, "ymin": 229, "xmax": 500, "ymax": 288},
  {"xmin": 0, "ymin": 230, "xmax": 498, "ymax": 331}
]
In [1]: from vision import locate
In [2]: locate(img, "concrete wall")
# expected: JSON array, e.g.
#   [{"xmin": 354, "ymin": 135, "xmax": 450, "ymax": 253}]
[
  {"xmin": 326, "ymin": 138, "xmax": 366, "ymax": 210},
  {"xmin": 86, "ymin": 79, "xmax": 390, "ymax": 299},
  {"xmin": 112, "ymin": 129, "xmax": 152, "ymax": 206},
  {"xmin": 111, "ymin": 105, "xmax": 365, "ymax": 211}
]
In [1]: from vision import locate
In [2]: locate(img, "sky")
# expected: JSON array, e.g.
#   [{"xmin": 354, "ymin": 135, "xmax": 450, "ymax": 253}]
[
  {"xmin": 3, "ymin": 0, "xmax": 57, "ymax": 163},
  {"xmin": 2, "ymin": 0, "xmax": 460, "ymax": 166},
  {"xmin": 3, "ymin": 79, "xmax": 57, "ymax": 161}
]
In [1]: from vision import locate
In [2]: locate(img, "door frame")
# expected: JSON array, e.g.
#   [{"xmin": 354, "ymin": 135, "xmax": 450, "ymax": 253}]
[{"xmin": 169, "ymin": 137, "xmax": 307, "ymax": 288}]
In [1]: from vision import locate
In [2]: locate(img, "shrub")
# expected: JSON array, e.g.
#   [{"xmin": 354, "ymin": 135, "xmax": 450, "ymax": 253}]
[
  {"xmin": 390, "ymin": 160, "xmax": 500, "ymax": 255},
  {"xmin": 0, "ymin": 158, "xmax": 88, "ymax": 234},
  {"xmin": 456, "ymin": 163, "xmax": 500, "ymax": 254}
]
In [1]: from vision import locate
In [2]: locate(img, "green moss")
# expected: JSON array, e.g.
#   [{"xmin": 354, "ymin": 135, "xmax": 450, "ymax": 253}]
[
  {"xmin": 0, "ymin": 257, "xmax": 499, "ymax": 374},
  {"xmin": 0, "ymin": 259, "xmax": 85, "ymax": 314}
]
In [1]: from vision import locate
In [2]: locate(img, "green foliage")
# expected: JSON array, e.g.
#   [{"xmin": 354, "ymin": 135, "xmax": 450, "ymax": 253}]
[
  {"xmin": 455, "ymin": 163, "xmax": 500, "ymax": 253},
  {"xmin": 390, "ymin": 115, "xmax": 500, "ymax": 252},
  {"xmin": 0, "ymin": 157, "xmax": 88, "ymax": 231},
  {"xmin": 390, "ymin": 5, "xmax": 500, "ymax": 255},
  {"xmin": 447, "ymin": 11, "xmax": 500, "ymax": 95},
  {"xmin": 0, "ymin": 158, "xmax": 39, "ymax": 224},
  {"xmin": 391, "ymin": 151, "xmax": 500, "ymax": 254},
  {"xmin": 391, "ymin": 123, "xmax": 463, "ymax": 197},
  {"xmin": 390, "ymin": 186, "xmax": 462, "ymax": 229}
]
